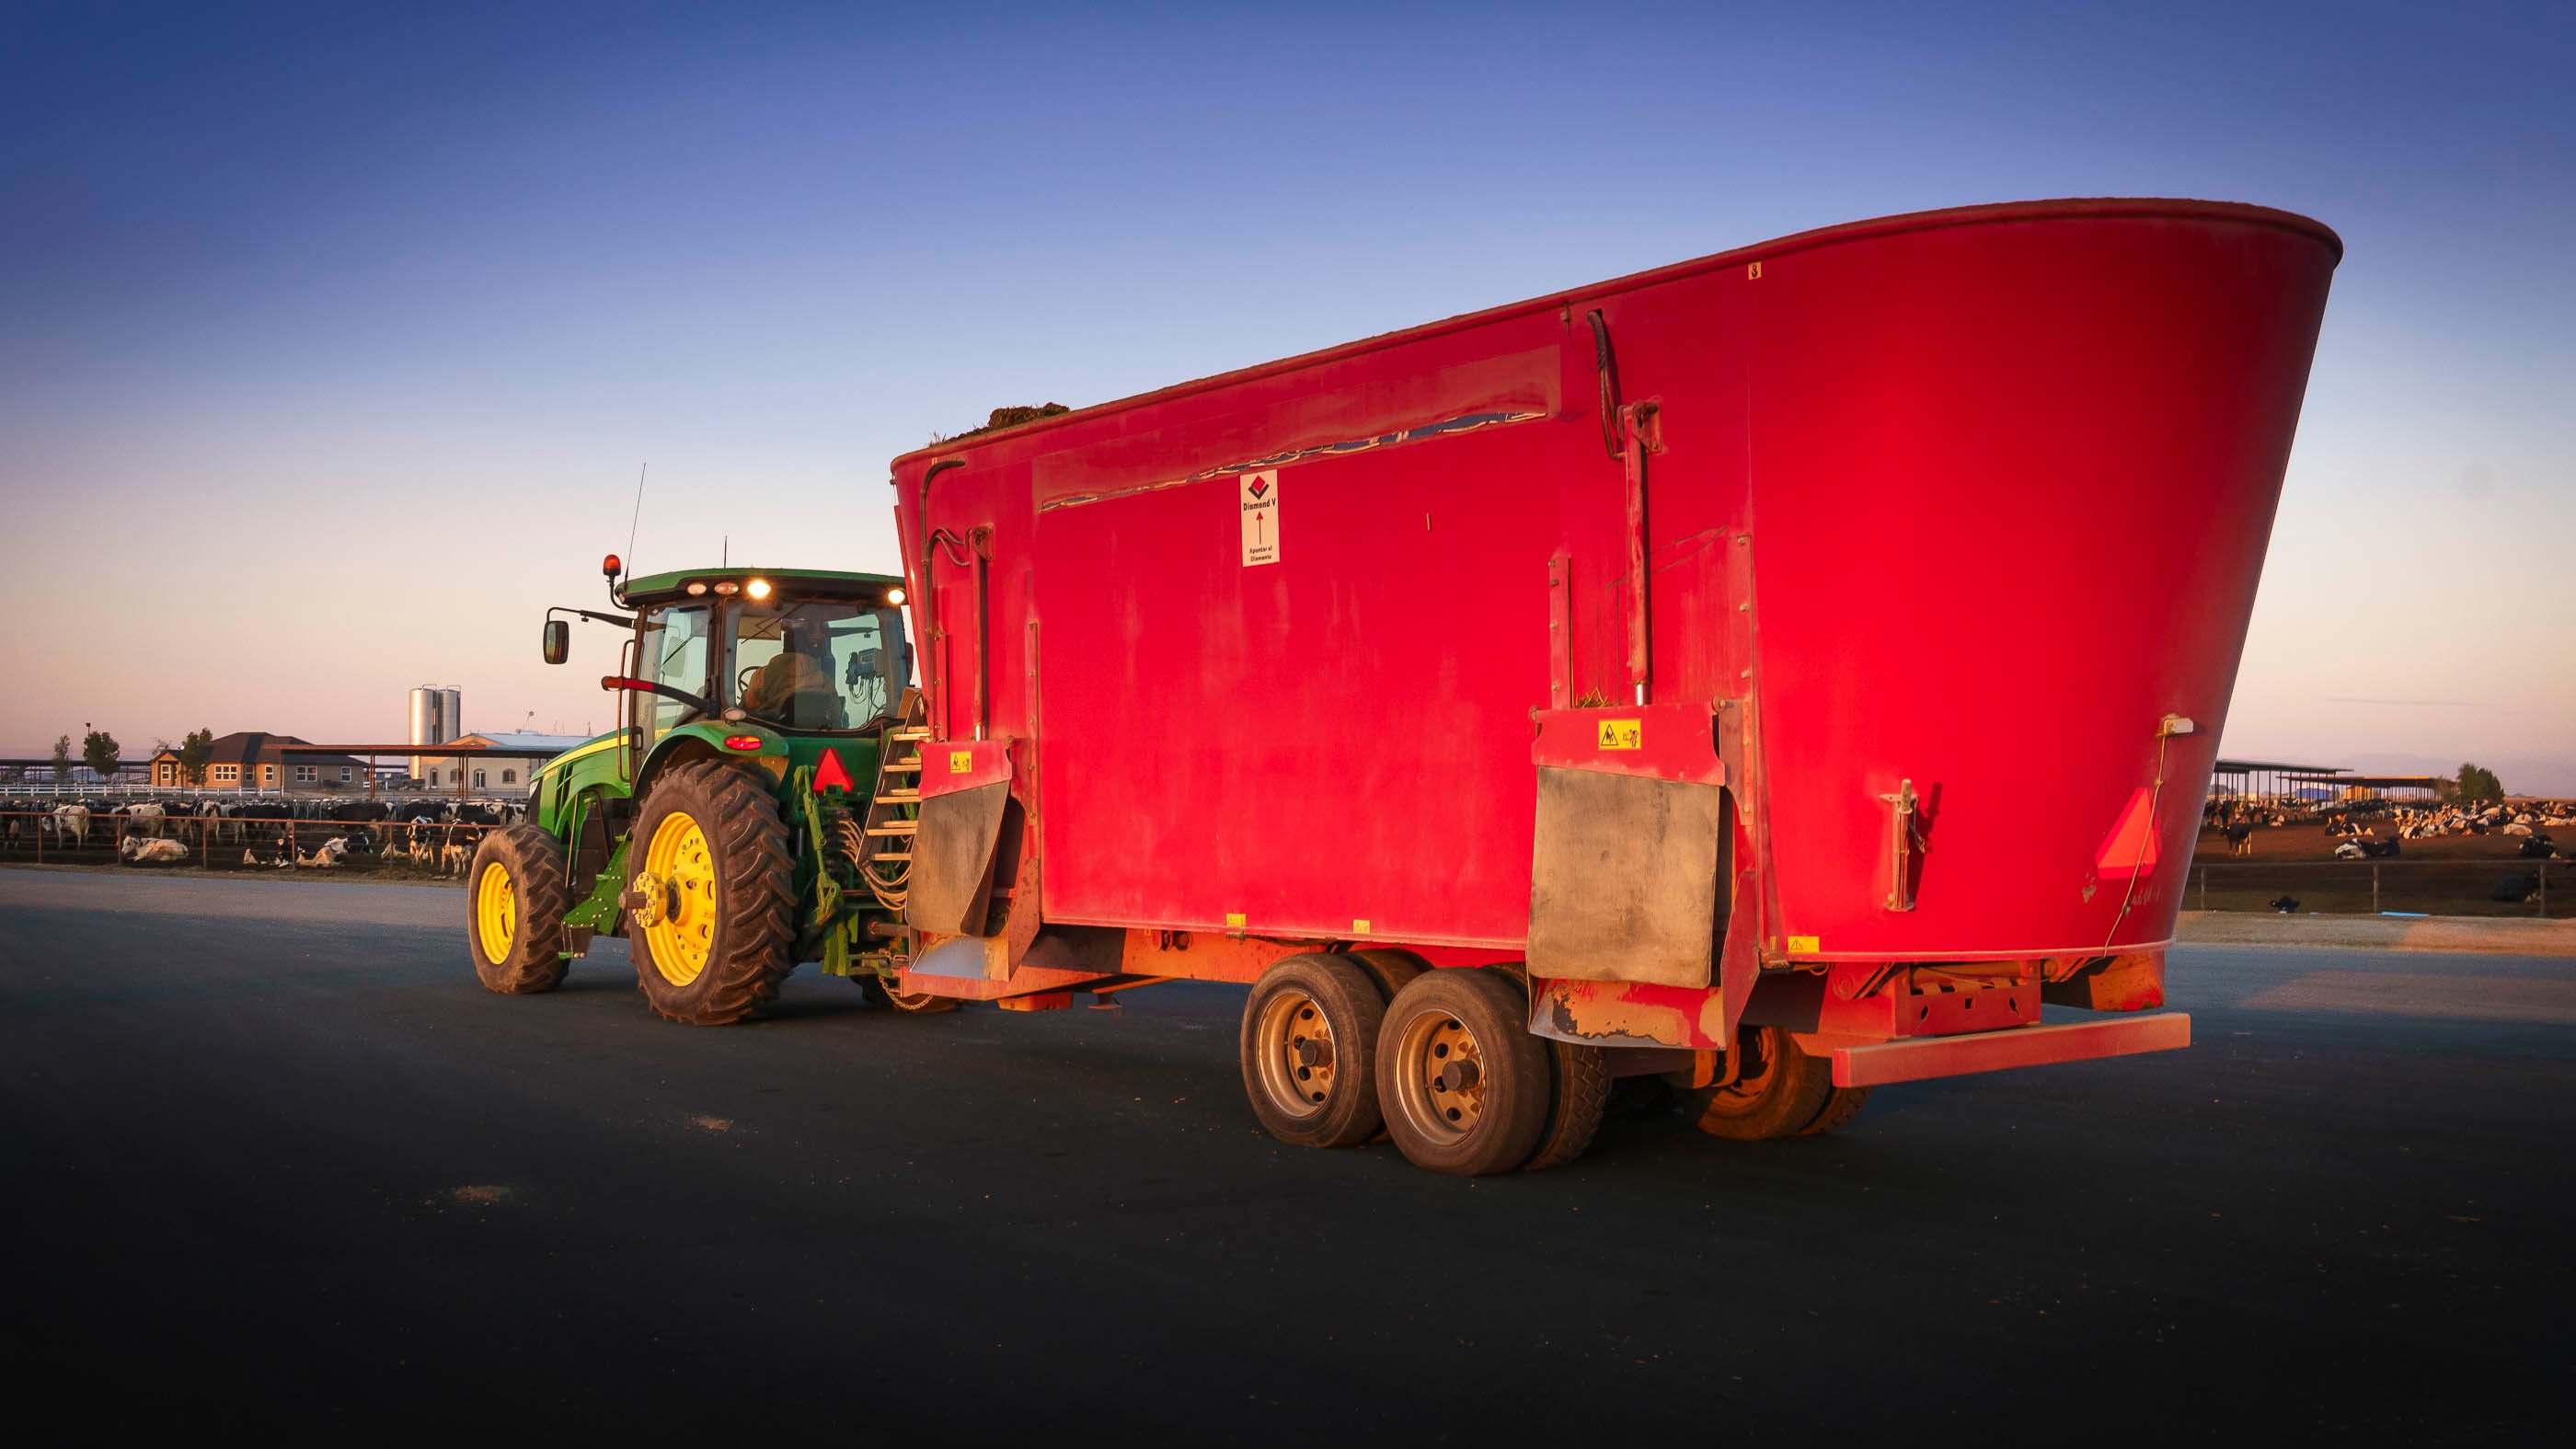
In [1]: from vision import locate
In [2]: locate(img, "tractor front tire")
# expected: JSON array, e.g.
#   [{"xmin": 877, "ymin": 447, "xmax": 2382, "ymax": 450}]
[
  {"xmin": 625, "ymin": 759, "xmax": 797, "ymax": 1026},
  {"xmin": 467, "ymin": 824, "xmax": 572, "ymax": 995}
]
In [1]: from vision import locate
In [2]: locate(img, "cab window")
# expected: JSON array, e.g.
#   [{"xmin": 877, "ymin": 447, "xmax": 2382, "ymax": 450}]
[
  {"xmin": 638, "ymin": 604, "xmax": 712, "ymax": 739},
  {"xmin": 728, "ymin": 601, "xmax": 905, "ymax": 731}
]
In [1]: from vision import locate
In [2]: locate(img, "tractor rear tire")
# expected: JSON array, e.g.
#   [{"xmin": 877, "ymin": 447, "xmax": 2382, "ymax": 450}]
[
  {"xmin": 1375, "ymin": 968, "xmax": 1551, "ymax": 1176},
  {"xmin": 467, "ymin": 825, "xmax": 572, "ymax": 995},
  {"xmin": 625, "ymin": 759, "xmax": 797, "ymax": 1026},
  {"xmin": 1240, "ymin": 953, "xmax": 1387, "ymax": 1148},
  {"xmin": 1688, "ymin": 1026, "xmax": 1834, "ymax": 1142},
  {"xmin": 1524, "ymin": 1038, "xmax": 1612, "ymax": 1171}
]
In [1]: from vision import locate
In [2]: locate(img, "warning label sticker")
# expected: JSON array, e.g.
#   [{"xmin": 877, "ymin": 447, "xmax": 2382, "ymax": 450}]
[
  {"xmin": 1597, "ymin": 719, "xmax": 1642, "ymax": 751},
  {"xmin": 1240, "ymin": 471, "xmax": 1280, "ymax": 567}
]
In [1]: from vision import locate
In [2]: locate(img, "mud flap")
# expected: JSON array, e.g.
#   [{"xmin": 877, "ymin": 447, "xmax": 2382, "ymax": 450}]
[
  {"xmin": 909, "ymin": 741, "xmax": 1013, "ymax": 936},
  {"xmin": 1524, "ymin": 704, "xmax": 1729, "ymax": 988}
]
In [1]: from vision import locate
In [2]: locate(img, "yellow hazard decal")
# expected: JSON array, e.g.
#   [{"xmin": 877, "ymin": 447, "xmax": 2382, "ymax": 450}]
[
  {"xmin": 1598, "ymin": 719, "xmax": 1642, "ymax": 751},
  {"xmin": 1225, "ymin": 912, "xmax": 1247, "ymax": 929},
  {"xmin": 949, "ymin": 749, "xmax": 972, "ymax": 774},
  {"xmin": 1351, "ymin": 918, "xmax": 1372, "ymax": 934},
  {"xmin": 1787, "ymin": 935, "xmax": 1821, "ymax": 954}
]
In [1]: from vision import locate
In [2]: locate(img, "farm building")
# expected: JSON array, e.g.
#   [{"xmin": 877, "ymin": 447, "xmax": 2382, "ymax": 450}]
[
  {"xmin": 148, "ymin": 732, "xmax": 368, "ymax": 793},
  {"xmin": 409, "ymin": 731, "xmax": 590, "ymax": 797}
]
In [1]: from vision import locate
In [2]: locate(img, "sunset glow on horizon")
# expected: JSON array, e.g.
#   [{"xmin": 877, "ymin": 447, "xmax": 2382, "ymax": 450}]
[{"xmin": 4, "ymin": 2, "xmax": 2569, "ymax": 789}]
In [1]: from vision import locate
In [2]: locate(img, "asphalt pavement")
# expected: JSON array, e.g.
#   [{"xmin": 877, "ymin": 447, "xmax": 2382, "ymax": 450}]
[{"xmin": 2, "ymin": 868, "xmax": 2567, "ymax": 1442}]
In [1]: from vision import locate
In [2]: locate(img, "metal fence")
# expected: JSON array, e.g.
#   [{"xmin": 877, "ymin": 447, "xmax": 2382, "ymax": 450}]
[
  {"xmin": 2187, "ymin": 858, "xmax": 2563, "ymax": 918},
  {"xmin": 0, "ymin": 810, "xmax": 497, "ymax": 879}
]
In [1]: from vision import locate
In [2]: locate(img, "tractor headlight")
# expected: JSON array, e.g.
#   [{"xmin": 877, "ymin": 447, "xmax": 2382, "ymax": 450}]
[
  {"xmin": 745, "ymin": 578, "xmax": 773, "ymax": 600},
  {"xmin": 886, "ymin": 586, "xmax": 906, "ymax": 605}
]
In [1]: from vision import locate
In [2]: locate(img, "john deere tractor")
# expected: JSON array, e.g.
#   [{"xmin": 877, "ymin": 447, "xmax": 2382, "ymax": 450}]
[{"xmin": 465, "ymin": 555, "xmax": 941, "ymax": 1023}]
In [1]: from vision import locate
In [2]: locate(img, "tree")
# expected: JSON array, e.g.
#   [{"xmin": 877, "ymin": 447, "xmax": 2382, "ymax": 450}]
[
  {"xmin": 2456, "ymin": 762, "xmax": 2504, "ymax": 803},
  {"xmin": 178, "ymin": 728, "xmax": 215, "ymax": 787},
  {"xmin": 51, "ymin": 734, "xmax": 72, "ymax": 781},
  {"xmin": 83, "ymin": 730, "xmax": 120, "ymax": 783}
]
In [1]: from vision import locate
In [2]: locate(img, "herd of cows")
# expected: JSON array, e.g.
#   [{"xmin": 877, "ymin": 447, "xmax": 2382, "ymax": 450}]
[
  {"xmin": 0, "ymin": 795, "xmax": 529, "ymax": 875},
  {"xmin": 2207, "ymin": 797, "xmax": 2574, "ymax": 861}
]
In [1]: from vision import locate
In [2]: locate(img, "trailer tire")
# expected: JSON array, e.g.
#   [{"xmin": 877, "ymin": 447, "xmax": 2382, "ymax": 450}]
[
  {"xmin": 1346, "ymin": 948, "xmax": 1426, "ymax": 1003},
  {"xmin": 1376, "ymin": 968, "xmax": 1551, "ymax": 1176},
  {"xmin": 1689, "ymin": 1026, "xmax": 1834, "ymax": 1142},
  {"xmin": 466, "ymin": 825, "xmax": 572, "ymax": 995},
  {"xmin": 624, "ymin": 760, "xmax": 796, "ymax": 1026},
  {"xmin": 1240, "ymin": 953, "xmax": 1386, "ymax": 1149},
  {"xmin": 1524, "ymin": 1039, "xmax": 1611, "ymax": 1171},
  {"xmin": 860, "ymin": 974, "xmax": 959, "ymax": 1015},
  {"xmin": 1797, "ymin": 1086, "xmax": 1871, "ymax": 1136}
]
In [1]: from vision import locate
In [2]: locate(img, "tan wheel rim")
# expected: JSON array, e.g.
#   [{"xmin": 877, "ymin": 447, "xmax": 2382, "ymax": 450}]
[
  {"xmin": 1389, "ymin": 1007, "xmax": 1489, "ymax": 1143},
  {"xmin": 1252, "ymin": 987, "xmax": 1337, "ymax": 1119},
  {"xmin": 1703, "ymin": 1027, "xmax": 1781, "ymax": 1119},
  {"xmin": 639, "ymin": 809, "xmax": 717, "ymax": 986}
]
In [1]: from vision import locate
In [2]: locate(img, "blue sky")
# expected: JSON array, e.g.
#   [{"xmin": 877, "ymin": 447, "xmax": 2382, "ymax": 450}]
[{"xmin": 3, "ymin": 1, "xmax": 2570, "ymax": 788}]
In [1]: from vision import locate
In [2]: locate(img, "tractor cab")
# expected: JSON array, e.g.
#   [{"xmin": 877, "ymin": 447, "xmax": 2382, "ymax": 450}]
[{"xmin": 615, "ymin": 567, "xmax": 913, "ymax": 743}]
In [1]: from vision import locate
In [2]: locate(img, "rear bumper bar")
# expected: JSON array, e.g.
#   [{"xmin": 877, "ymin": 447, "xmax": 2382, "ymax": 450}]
[{"xmin": 1831, "ymin": 1013, "xmax": 2191, "ymax": 1088}]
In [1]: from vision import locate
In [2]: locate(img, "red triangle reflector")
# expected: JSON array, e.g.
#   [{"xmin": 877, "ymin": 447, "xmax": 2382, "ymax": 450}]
[
  {"xmin": 2095, "ymin": 786, "xmax": 2160, "ymax": 879},
  {"xmin": 812, "ymin": 747, "xmax": 855, "ymax": 794}
]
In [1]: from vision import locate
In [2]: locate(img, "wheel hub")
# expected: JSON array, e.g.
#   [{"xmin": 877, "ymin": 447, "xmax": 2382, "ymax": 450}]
[
  {"xmin": 1254, "ymin": 988, "xmax": 1337, "ymax": 1117},
  {"xmin": 627, "ymin": 869, "xmax": 670, "ymax": 926},
  {"xmin": 637, "ymin": 810, "xmax": 719, "ymax": 987},
  {"xmin": 1392, "ymin": 1012, "xmax": 1489, "ymax": 1139}
]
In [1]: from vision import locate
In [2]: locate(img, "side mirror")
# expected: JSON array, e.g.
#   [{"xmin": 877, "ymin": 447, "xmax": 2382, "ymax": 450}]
[{"xmin": 542, "ymin": 619, "xmax": 570, "ymax": 665}]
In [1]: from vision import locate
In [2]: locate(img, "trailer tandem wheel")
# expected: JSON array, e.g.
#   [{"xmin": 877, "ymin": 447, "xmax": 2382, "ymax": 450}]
[
  {"xmin": 1240, "ymin": 953, "xmax": 1387, "ymax": 1148},
  {"xmin": 1797, "ymin": 1086, "xmax": 1871, "ymax": 1136},
  {"xmin": 1345, "ymin": 948, "xmax": 1425, "ymax": 1003},
  {"xmin": 1524, "ymin": 1038, "xmax": 1612, "ymax": 1171},
  {"xmin": 1375, "ymin": 968, "xmax": 1552, "ymax": 1176},
  {"xmin": 860, "ymin": 974, "xmax": 959, "ymax": 1015},
  {"xmin": 1689, "ymin": 1026, "xmax": 1834, "ymax": 1141},
  {"xmin": 624, "ymin": 760, "xmax": 797, "ymax": 1026},
  {"xmin": 466, "ymin": 824, "xmax": 572, "ymax": 995}
]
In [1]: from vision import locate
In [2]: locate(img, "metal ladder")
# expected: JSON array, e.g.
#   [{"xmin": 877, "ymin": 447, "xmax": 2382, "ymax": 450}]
[{"xmin": 855, "ymin": 691, "xmax": 926, "ymax": 913}]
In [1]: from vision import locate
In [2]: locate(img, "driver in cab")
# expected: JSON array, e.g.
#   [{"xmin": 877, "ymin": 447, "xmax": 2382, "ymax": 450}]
[{"xmin": 740, "ymin": 616, "xmax": 842, "ymax": 727}]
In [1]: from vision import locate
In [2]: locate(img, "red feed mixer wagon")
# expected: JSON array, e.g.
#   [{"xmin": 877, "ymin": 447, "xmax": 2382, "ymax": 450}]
[{"xmin": 885, "ymin": 198, "xmax": 2340, "ymax": 1173}]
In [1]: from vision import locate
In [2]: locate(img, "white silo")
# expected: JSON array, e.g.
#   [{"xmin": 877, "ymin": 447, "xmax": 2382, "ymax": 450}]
[
  {"xmin": 408, "ymin": 688, "xmax": 436, "ymax": 750},
  {"xmin": 437, "ymin": 688, "xmax": 463, "ymax": 742}
]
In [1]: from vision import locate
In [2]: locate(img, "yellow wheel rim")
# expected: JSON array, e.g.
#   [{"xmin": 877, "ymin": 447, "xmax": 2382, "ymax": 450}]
[
  {"xmin": 474, "ymin": 862, "xmax": 516, "ymax": 962},
  {"xmin": 640, "ymin": 810, "xmax": 718, "ymax": 986}
]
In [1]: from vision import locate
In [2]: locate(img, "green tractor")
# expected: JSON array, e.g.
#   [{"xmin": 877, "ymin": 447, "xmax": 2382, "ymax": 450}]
[{"xmin": 465, "ymin": 554, "xmax": 942, "ymax": 1022}]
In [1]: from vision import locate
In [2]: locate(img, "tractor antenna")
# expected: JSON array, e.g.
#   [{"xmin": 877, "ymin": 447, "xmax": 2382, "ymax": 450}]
[
  {"xmin": 722, "ymin": 535, "xmax": 730, "ymax": 567},
  {"xmin": 625, "ymin": 462, "xmax": 649, "ymax": 574}
]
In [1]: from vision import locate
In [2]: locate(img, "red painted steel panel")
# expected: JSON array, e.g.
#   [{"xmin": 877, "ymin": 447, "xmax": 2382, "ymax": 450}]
[
  {"xmin": 1530, "ymin": 704, "xmax": 1724, "ymax": 786},
  {"xmin": 1746, "ymin": 214, "xmax": 2333, "ymax": 960},
  {"xmin": 888, "ymin": 200, "xmax": 2337, "ymax": 974},
  {"xmin": 916, "ymin": 738, "xmax": 1013, "ymax": 799}
]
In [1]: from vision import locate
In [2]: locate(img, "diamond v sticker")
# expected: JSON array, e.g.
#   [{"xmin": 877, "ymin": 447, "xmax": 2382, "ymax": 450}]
[{"xmin": 1240, "ymin": 471, "xmax": 1280, "ymax": 567}]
